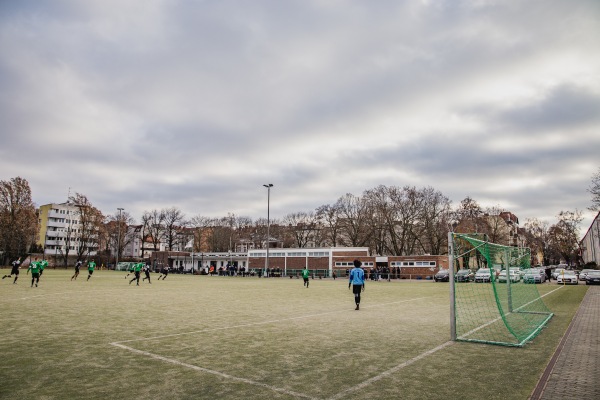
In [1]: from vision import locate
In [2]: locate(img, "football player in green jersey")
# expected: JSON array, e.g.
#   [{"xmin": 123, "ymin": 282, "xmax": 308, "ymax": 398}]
[
  {"xmin": 129, "ymin": 262, "xmax": 144, "ymax": 286},
  {"xmin": 301, "ymin": 267, "xmax": 310, "ymax": 288},
  {"xmin": 87, "ymin": 260, "xmax": 96, "ymax": 281},
  {"xmin": 39, "ymin": 258, "xmax": 48, "ymax": 277},
  {"xmin": 27, "ymin": 258, "xmax": 41, "ymax": 287}
]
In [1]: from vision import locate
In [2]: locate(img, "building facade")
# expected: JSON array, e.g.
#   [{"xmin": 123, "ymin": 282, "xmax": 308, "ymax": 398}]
[
  {"xmin": 164, "ymin": 247, "xmax": 448, "ymax": 279},
  {"xmin": 580, "ymin": 211, "xmax": 600, "ymax": 266},
  {"xmin": 37, "ymin": 202, "xmax": 98, "ymax": 261}
]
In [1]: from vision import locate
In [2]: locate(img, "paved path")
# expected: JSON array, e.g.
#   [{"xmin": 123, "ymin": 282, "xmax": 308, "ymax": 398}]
[{"xmin": 530, "ymin": 285, "xmax": 600, "ymax": 400}]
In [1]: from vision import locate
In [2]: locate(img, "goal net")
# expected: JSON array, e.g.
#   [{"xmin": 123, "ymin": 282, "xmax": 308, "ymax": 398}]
[{"xmin": 449, "ymin": 233, "xmax": 553, "ymax": 347}]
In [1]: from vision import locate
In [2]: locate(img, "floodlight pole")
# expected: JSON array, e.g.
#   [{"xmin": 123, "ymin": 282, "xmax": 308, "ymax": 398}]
[
  {"xmin": 263, "ymin": 184, "xmax": 273, "ymax": 276},
  {"xmin": 116, "ymin": 208, "xmax": 124, "ymax": 270},
  {"xmin": 191, "ymin": 235, "xmax": 194, "ymax": 274}
]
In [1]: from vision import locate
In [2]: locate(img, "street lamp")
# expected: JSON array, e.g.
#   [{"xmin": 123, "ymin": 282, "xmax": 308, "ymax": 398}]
[
  {"xmin": 191, "ymin": 236, "xmax": 194, "ymax": 274},
  {"xmin": 263, "ymin": 184, "xmax": 273, "ymax": 277},
  {"xmin": 116, "ymin": 208, "xmax": 124, "ymax": 270}
]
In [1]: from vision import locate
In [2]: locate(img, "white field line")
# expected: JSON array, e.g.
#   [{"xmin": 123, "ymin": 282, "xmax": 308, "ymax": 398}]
[
  {"xmin": 110, "ymin": 342, "xmax": 319, "ymax": 400},
  {"xmin": 326, "ymin": 341, "xmax": 454, "ymax": 400},
  {"xmin": 110, "ymin": 289, "xmax": 559, "ymax": 399},
  {"xmin": 112, "ymin": 296, "xmax": 431, "ymax": 344},
  {"xmin": 458, "ymin": 285, "xmax": 563, "ymax": 340},
  {"xmin": 328, "ymin": 286, "xmax": 566, "ymax": 399},
  {"xmin": 109, "ymin": 296, "xmax": 430, "ymax": 399}
]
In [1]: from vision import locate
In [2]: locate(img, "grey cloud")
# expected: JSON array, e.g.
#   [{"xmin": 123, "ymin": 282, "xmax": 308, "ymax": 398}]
[
  {"xmin": 1, "ymin": 0, "xmax": 599, "ymax": 231},
  {"xmin": 497, "ymin": 86, "xmax": 600, "ymax": 130}
]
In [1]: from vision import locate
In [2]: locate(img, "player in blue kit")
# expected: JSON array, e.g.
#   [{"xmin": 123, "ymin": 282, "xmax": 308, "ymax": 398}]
[{"xmin": 348, "ymin": 259, "xmax": 365, "ymax": 310}]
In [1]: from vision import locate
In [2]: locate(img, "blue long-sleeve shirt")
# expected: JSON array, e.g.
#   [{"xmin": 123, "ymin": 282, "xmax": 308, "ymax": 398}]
[{"xmin": 349, "ymin": 267, "xmax": 365, "ymax": 286}]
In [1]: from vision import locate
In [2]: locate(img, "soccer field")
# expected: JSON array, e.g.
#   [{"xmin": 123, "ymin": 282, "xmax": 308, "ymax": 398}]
[{"xmin": 0, "ymin": 269, "xmax": 587, "ymax": 400}]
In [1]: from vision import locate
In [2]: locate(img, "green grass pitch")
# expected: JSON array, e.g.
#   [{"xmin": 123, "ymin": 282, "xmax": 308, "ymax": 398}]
[{"xmin": 0, "ymin": 269, "xmax": 587, "ymax": 400}]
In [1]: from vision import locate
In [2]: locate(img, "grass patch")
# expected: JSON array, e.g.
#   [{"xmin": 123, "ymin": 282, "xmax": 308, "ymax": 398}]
[{"xmin": 0, "ymin": 269, "xmax": 586, "ymax": 399}]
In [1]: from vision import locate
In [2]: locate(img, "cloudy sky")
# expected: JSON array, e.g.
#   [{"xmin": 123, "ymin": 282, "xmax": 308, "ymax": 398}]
[{"xmin": 1, "ymin": 0, "xmax": 599, "ymax": 233}]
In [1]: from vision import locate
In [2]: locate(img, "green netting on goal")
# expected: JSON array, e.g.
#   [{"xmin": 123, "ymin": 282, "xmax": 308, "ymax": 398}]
[{"xmin": 449, "ymin": 233, "xmax": 553, "ymax": 347}]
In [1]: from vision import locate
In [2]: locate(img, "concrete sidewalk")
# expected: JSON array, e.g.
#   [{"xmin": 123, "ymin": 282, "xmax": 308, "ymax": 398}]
[{"xmin": 530, "ymin": 285, "xmax": 600, "ymax": 400}]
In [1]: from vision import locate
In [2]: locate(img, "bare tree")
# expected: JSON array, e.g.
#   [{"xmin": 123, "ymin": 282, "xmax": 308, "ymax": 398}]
[
  {"xmin": 454, "ymin": 196, "xmax": 484, "ymax": 233},
  {"xmin": 282, "ymin": 211, "xmax": 320, "ymax": 248},
  {"xmin": 143, "ymin": 209, "xmax": 166, "ymax": 252},
  {"xmin": 523, "ymin": 218, "xmax": 550, "ymax": 265},
  {"xmin": 190, "ymin": 215, "xmax": 212, "ymax": 252},
  {"xmin": 547, "ymin": 210, "xmax": 583, "ymax": 265},
  {"xmin": 209, "ymin": 217, "xmax": 231, "ymax": 252},
  {"xmin": 315, "ymin": 203, "xmax": 342, "ymax": 247},
  {"xmin": 163, "ymin": 207, "xmax": 187, "ymax": 251},
  {"xmin": 68, "ymin": 193, "xmax": 104, "ymax": 265},
  {"xmin": 416, "ymin": 187, "xmax": 452, "ymax": 255},
  {"xmin": 106, "ymin": 210, "xmax": 136, "ymax": 263},
  {"xmin": 452, "ymin": 196, "xmax": 485, "ymax": 270},
  {"xmin": 0, "ymin": 177, "xmax": 38, "ymax": 264},
  {"xmin": 229, "ymin": 213, "xmax": 253, "ymax": 252},
  {"xmin": 335, "ymin": 193, "xmax": 372, "ymax": 247},
  {"xmin": 481, "ymin": 205, "xmax": 510, "ymax": 246}
]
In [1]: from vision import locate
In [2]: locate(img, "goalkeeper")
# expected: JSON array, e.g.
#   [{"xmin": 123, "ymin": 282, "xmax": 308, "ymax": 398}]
[{"xmin": 348, "ymin": 259, "xmax": 365, "ymax": 310}]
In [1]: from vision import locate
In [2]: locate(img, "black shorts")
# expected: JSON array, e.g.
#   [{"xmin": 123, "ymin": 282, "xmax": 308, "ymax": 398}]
[
  {"xmin": 352, "ymin": 285, "xmax": 362, "ymax": 295},
  {"xmin": 88, "ymin": 270, "xmax": 94, "ymax": 275},
  {"xmin": 11, "ymin": 268, "xmax": 19, "ymax": 275},
  {"xmin": 303, "ymin": 277, "xmax": 309, "ymax": 283},
  {"xmin": 32, "ymin": 272, "xmax": 40, "ymax": 279}
]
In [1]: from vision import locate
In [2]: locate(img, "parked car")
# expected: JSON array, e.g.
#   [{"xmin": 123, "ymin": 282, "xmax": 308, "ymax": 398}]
[
  {"xmin": 534, "ymin": 268, "xmax": 547, "ymax": 282},
  {"xmin": 498, "ymin": 269, "xmax": 520, "ymax": 283},
  {"xmin": 455, "ymin": 269, "xmax": 474, "ymax": 282},
  {"xmin": 578, "ymin": 269, "xmax": 594, "ymax": 281},
  {"xmin": 552, "ymin": 267, "xmax": 567, "ymax": 280},
  {"xmin": 434, "ymin": 269, "xmax": 449, "ymax": 282},
  {"xmin": 585, "ymin": 270, "xmax": 600, "ymax": 285},
  {"xmin": 474, "ymin": 268, "xmax": 492, "ymax": 283},
  {"xmin": 557, "ymin": 270, "xmax": 578, "ymax": 285},
  {"xmin": 523, "ymin": 269, "xmax": 545, "ymax": 284}
]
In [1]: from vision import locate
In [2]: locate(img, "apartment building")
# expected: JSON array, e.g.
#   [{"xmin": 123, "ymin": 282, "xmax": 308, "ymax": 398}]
[
  {"xmin": 580, "ymin": 211, "xmax": 600, "ymax": 265},
  {"xmin": 37, "ymin": 202, "xmax": 98, "ymax": 258}
]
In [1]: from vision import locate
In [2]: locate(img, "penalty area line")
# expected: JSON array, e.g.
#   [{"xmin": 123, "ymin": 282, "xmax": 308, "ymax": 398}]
[
  {"xmin": 110, "ymin": 342, "xmax": 319, "ymax": 400},
  {"xmin": 326, "ymin": 341, "xmax": 454, "ymax": 400},
  {"xmin": 326, "ymin": 287, "xmax": 564, "ymax": 399}
]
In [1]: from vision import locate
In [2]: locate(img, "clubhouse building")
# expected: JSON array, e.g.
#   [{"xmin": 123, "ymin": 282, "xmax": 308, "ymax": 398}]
[{"xmin": 152, "ymin": 247, "xmax": 448, "ymax": 280}]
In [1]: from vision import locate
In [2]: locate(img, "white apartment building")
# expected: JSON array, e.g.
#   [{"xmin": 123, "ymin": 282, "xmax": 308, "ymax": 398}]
[
  {"xmin": 581, "ymin": 211, "xmax": 600, "ymax": 265},
  {"xmin": 38, "ymin": 202, "xmax": 98, "ymax": 258}
]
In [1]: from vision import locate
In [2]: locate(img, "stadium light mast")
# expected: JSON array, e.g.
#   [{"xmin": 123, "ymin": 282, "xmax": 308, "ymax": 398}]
[
  {"xmin": 116, "ymin": 208, "xmax": 124, "ymax": 270},
  {"xmin": 263, "ymin": 184, "xmax": 273, "ymax": 276}
]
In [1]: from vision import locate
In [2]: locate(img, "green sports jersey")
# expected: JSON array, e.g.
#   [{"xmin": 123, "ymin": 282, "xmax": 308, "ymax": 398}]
[
  {"xmin": 301, "ymin": 269, "xmax": 310, "ymax": 279},
  {"xmin": 28, "ymin": 261, "xmax": 40, "ymax": 274},
  {"xmin": 134, "ymin": 263, "xmax": 143, "ymax": 272},
  {"xmin": 88, "ymin": 261, "xmax": 96, "ymax": 271},
  {"xmin": 40, "ymin": 260, "xmax": 48, "ymax": 270}
]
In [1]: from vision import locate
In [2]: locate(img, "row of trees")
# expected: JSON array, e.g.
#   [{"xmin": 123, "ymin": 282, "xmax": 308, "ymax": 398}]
[{"xmin": 2, "ymin": 168, "xmax": 599, "ymax": 266}]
